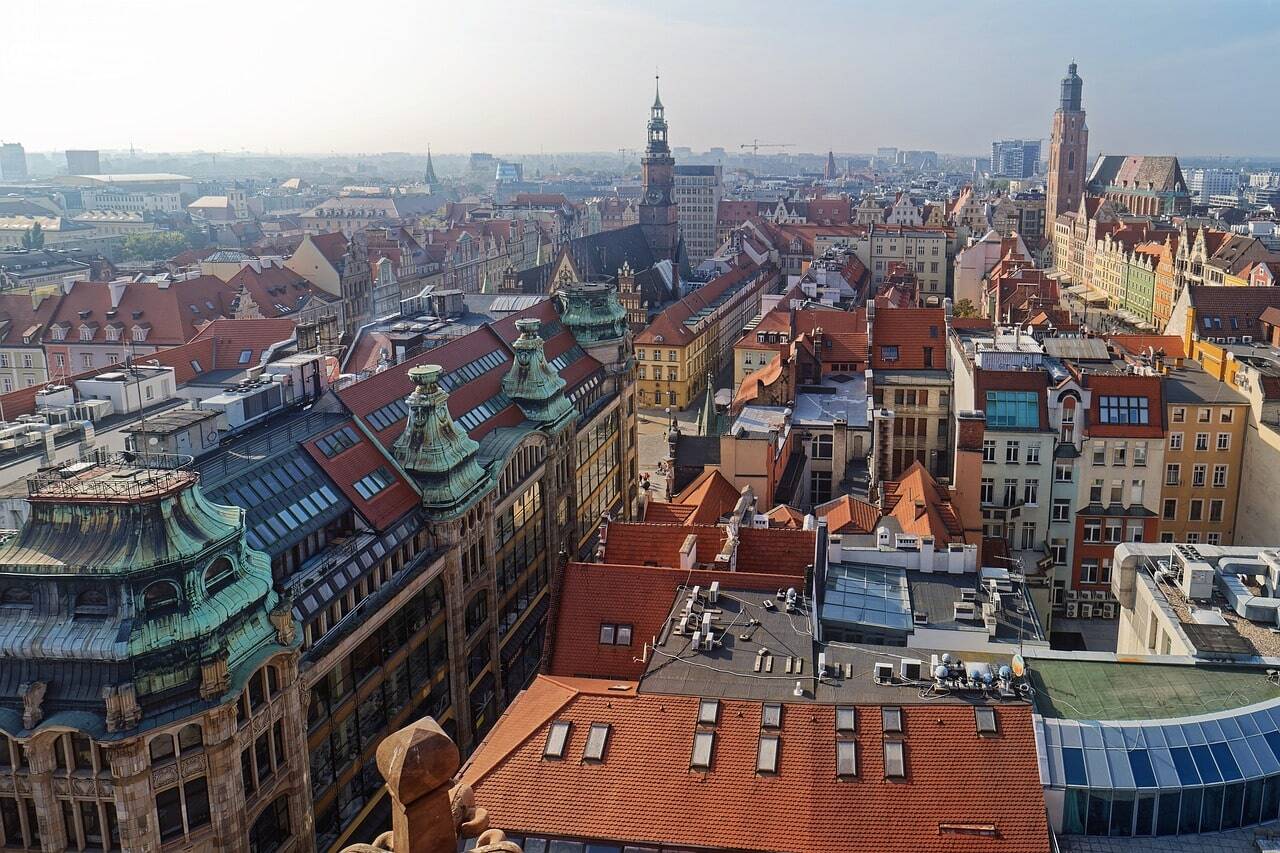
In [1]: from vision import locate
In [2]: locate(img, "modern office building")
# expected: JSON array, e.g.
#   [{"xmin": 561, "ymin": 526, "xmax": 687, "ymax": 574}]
[{"xmin": 991, "ymin": 139, "xmax": 1042, "ymax": 179}]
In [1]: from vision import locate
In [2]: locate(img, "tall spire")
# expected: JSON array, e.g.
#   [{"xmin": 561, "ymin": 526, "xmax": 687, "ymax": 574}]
[
  {"xmin": 423, "ymin": 144, "xmax": 439, "ymax": 186},
  {"xmin": 697, "ymin": 373, "xmax": 718, "ymax": 436},
  {"xmin": 653, "ymin": 74, "xmax": 663, "ymax": 109}
]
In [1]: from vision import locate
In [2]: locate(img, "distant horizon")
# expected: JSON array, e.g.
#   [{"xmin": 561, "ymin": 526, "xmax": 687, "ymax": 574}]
[{"xmin": 6, "ymin": 0, "xmax": 1280, "ymax": 159}]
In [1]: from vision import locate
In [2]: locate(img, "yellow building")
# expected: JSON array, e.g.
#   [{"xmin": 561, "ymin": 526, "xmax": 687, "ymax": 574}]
[{"xmin": 635, "ymin": 261, "xmax": 778, "ymax": 409}]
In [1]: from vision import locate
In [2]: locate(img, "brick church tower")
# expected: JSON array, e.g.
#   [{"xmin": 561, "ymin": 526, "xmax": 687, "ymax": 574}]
[
  {"xmin": 1046, "ymin": 61, "xmax": 1088, "ymax": 221},
  {"xmin": 639, "ymin": 77, "xmax": 679, "ymax": 264}
]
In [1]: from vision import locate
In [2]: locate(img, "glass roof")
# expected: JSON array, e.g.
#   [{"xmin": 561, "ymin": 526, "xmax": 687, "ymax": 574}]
[
  {"xmin": 1039, "ymin": 698, "xmax": 1280, "ymax": 790},
  {"xmin": 821, "ymin": 563, "xmax": 913, "ymax": 633}
]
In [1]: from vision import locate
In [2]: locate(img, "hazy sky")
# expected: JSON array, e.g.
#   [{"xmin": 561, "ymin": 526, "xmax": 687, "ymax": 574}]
[{"xmin": 6, "ymin": 0, "xmax": 1279, "ymax": 158}]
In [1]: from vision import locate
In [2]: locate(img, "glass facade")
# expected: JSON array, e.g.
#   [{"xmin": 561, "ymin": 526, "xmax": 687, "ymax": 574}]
[
  {"xmin": 1043, "ymin": 701, "xmax": 1280, "ymax": 837},
  {"xmin": 985, "ymin": 390, "xmax": 1040, "ymax": 429},
  {"xmin": 820, "ymin": 564, "xmax": 912, "ymax": 643}
]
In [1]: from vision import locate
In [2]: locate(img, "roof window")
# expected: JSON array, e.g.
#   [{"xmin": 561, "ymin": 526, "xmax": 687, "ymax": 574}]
[
  {"xmin": 761, "ymin": 702, "xmax": 782, "ymax": 729},
  {"xmin": 882, "ymin": 706, "xmax": 902, "ymax": 734},
  {"xmin": 836, "ymin": 706, "xmax": 856, "ymax": 733},
  {"xmin": 975, "ymin": 706, "xmax": 998, "ymax": 735},
  {"xmin": 690, "ymin": 730, "xmax": 715, "ymax": 769},
  {"xmin": 543, "ymin": 721, "xmax": 571, "ymax": 759},
  {"xmin": 756, "ymin": 734, "xmax": 779, "ymax": 773},
  {"xmin": 697, "ymin": 698, "xmax": 719, "ymax": 725},
  {"xmin": 836, "ymin": 739, "xmax": 857, "ymax": 777},
  {"xmin": 583, "ymin": 723, "xmax": 609, "ymax": 761},
  {"xmin": 883, "ymin": 740, "xmax": 905, "ymax": 778}
]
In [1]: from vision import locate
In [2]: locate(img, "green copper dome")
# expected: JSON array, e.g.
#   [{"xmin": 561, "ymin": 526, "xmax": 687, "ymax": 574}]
[
  {"xmin": 394, "ymin": 364, "xmax": 493, "ymax": 517},
  {"xmin": 502, "ymin": 318, "xmax": 574, "ymax": 431},
  {"xmin": 557, "ymin": 281, "xmax": 628, "ymax": 345}
]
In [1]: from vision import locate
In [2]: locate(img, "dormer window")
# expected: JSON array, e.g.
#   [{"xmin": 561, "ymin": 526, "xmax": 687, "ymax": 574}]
[
  {"xmin": 141, "ymin": 581, "xmax": 181, "ymax": 618},
  {"xmin": 105, "ymin": 326, "xmax": 121, "ymax": 342},
  {"xmin": 51, "ymin": 325, "xmax": 67, "ymax": 341},
  {"xmin": 132, "ymin": 325, "xmax": 149, "ymax": 342},
  {"xmin": 79, "ymin": 324, "xmax": 94, "ymax": 342}
]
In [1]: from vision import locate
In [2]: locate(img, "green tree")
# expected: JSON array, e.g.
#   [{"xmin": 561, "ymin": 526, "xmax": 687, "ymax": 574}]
[
  {"xmin": 121, "ymin": 231, "xmax": 191, "ymax": 262},
  {"xmin": 952, "ymin": 298, "xmax": 981, "ymax": 318},
  {"xmin": 21, "ymin": 221, "xmax": 44, "ymax": 250}
]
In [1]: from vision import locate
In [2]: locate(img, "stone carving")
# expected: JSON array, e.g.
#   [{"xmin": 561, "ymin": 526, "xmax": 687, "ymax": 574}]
[
  {"xmin": 269, "ymin": 592, "xmax": 296, "ymax": 647},
  {"xmin": 103, "ymin": 682, "xmax": 142, "ymax": 732},
  {"xmin": 18, "ymin": 681, "xmax": 46, "ymax": 730},
  {"xmin": 199, "ymin": 652, "xmax": 230, "ymax": 701},
  {"xmin": 180, "ymin": 755, "xmax": 206, "ymax": 778},
  {"xmin": 53, "ymin": 777, "xmax": 70, "ymax": 795},
  {"xmin": 153, "ymin": 764, "xmax": 178, "ymax": 788}
]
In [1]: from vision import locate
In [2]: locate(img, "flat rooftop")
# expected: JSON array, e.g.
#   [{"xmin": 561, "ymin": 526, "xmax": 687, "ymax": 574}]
[
  {"xmin": 27, "ymin": 456, "xmax": 196, "ymax": 502},
  {"xmin": 1027, "ymin": 658, "xmax": 1280, "ymax": 721},
  {"xmin": 793, "ymin": 376, "xmax": 868, "ymax": 429},
  {"xmin": 1162, "ymin": 361, "xmax": 1250, "ymax": 405},
  {"xmin": 122, "ymin": 408, "xmax": 219, "ymax": 436}
]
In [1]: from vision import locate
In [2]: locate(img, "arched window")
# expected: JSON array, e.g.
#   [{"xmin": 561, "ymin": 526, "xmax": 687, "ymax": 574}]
[
  {"xmin": 177, "ymin": 723, "xmax": 203, "ymax": 754},
  {"xmin": 142, "ymin": 581, "xmax": 181, "ymax": 618},
  {"xmin": 203, "ymin": 557, "xmax": 236, "ymax": 596},
  {"xmin": 74, "ymin": 587, "xmax": 109, "ymax": 618},
  {"xmin": 248, "ymin": 795, "xmax": 291, "ymax": 853},
  {"xmin": 149, "ymin": 734, "xmax": 175, "ymax": 764},
  {"xmin": 0, "ymin": 585, "xmax": 32, "ymax": 609}
]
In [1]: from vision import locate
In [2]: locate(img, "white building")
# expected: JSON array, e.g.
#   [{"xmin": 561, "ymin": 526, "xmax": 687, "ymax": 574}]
[{"xmin": 674, "ymin": 164, "xmax": 723, "ymax": 265}]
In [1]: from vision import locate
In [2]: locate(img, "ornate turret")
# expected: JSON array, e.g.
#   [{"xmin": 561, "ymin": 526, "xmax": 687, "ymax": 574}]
[
  {"xmin": 502, "ymin": 319, "xmax": 574, "ymax": 431},
  {"xmin": 1059, "ymin": 61, "xmax": 1084, "ymax": 112},
  {"xmin": 0, "ymin": 452, "xmax": 290, "ymax": 736},
  {"xmin": 557, "ymin": 281, "xmax": 628, "ymax": 347},
  {"xmin": 394, "ymin": 364, "xmax": 491, "ymax": 516}
]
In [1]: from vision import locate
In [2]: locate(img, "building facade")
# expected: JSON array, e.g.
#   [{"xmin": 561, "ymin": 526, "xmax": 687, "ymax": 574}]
[
  {"xmin": 674, "ymin": 165, "xmax": 722, "ymax": 265},
  {"xmin": 1046, "ymin": 63, "xmax": 1088, "ymax": 225}
]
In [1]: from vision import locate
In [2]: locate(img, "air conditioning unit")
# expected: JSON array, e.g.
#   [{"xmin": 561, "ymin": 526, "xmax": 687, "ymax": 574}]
[
  {"xmin": 873, "ymin": 662, "xmax": 894, "ymax": 685},
  {"xmin": 1066, "ymin": 602, "xmax": 1079, "ymax": 618},
  {"xmin": 1102, "ymin": 603, "xmax": 1116, "ymax": 619},
  {"xmin": 1066, "ymin": 590, "xmax": 1078, "ymax": 602},
  {"xmin": 1081, "ymin": 604, "xmax": 1094, "ymax": 619},
  {"xmin": 899, "ymin": 659, "xmax": 923, "ymax": 681}
]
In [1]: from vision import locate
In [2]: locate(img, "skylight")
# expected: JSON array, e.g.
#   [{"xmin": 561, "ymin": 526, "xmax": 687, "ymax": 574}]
[
  {"xmin": 882, "ymin": 706, "xmax": 902, "ymax": 734},
  {"xmin": 836, "ymin": 706, "xmax": 856, "ymax": 733},
  {"xmin": 583, "ymin": 723, "xmax": 609, "ymax": 761},
  {"xmin": 697, "ymin": 698, "xmax": 719, "ymax": 725},
  {"xmin": 761, "ymin": 703, "xmax": 782, "ymax": 729},
  {"xmin": 756, "ymin": 735, "xmax": 779, "ymax": 773},
  {"xmin": 883, "ymin": 740, "xmax": 905, "ymax": 778},
  {"xmin": 836, "ymin": 740, "xmax": 857, "ymax": 777},
  {"xmin": 543, "ymin": 721, "xmax": 571, "ymax": 759},
  {"xmin": 975, "ymin": 706, "xmax": 998, "ymax": 735},
  {"xmin": 691, "ymin": 730, "xmax": 715, "ymax": 769}
]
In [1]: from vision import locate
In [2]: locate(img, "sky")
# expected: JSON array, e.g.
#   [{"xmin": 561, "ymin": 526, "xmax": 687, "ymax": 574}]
[{"xmin": 5, "ymin": 0, "xmax": 1280, "ymax": 158}]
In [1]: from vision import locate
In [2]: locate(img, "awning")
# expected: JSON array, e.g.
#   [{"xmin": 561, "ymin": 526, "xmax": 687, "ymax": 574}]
[{"xmin": 1085, "ymin": 292, "xmax": 1109, "ymax": 306}]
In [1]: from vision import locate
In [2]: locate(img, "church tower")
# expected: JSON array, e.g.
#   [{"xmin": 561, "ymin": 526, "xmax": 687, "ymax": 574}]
[
  {"xmin": 1046, "ymin": 61, "xmax": 1088, "ymax": 221},
  {"xmin": 639, "ymin": 77, "xmax": 679, "ymax": 264}
]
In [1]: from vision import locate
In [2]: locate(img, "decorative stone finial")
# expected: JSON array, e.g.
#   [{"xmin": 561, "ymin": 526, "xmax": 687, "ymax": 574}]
[{"xmin": 19, "ymin": 681, "xmax": 46, "ymax": 730}]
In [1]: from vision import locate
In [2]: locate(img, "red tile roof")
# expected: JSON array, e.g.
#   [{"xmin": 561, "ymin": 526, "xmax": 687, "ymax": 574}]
[
  {"xmin": 463, "ymin": 676, "xmax": 1050, "ymax": 853},
  {"xmin": 670, "ymin": 468, "xmax": 742, "ymax": 525},
  {"xmin": 736, "ymin": 527, "xmax": 815, "ymax": 574},
  {"xmin": 870, "ymin": 306, "xmax": 947, "ymax": 369},
  {"xmin": 189, "ymin": 318, "xmax": 297, "ymax": 369},
  {"xmin": 1107, "ymin": 334, "xmax": 1186, "ymax": 360},
  {"xmin": 765, "ymin": 504, "xmax": 806, "ymax": 528},
  {"xmin": 601, "ymin": 522, "xmax": 726, "ymax": 567},
  {"xmin": 46, "ymin": 276, "xmax": 239, "ymax": 347},
  {"xmin": 1082, "ymin": 372, "xmax": 1165, "ymax": 438},
  {"xmin": 0, "ymin": 291, "xmax": 61, "ymax": 347},
  {"xmin": 635, "ymin": 259, "xmax": 774, "ymax": 347},
  {"xmin": 308, "ymin": 231, "xmax": 349, "ymax": 266},
  {"xmin": 882, "ymin": 462, "xmax": 965, "ymax": 543},
  {"xmin": 302, "ymin": 421, "xmax": 418, "ymax": 529},
  {"xmin": 226, "ymin": 263, "xmax": 334, "ymax": 319},
  {"xmin": 815, "ymin": 493, "xmax": 880, "ymax": 535}
]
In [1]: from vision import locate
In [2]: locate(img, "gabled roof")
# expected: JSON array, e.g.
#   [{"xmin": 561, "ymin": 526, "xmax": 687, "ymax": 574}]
[
  {"xmin": 814, "ymin": 493, "xmax": 879, "ymax": 535},
  {"xmin": 462, "ymin": 675, "xmax": 1050, "ymax": 853},
  {"xmin": 765, "ymin": 504, "xmax": 806, "ymax": 528},
  {"xmin": 635, "ymin": 258, "xmax": 770, "ymax": 347},
  {"xmin": 226, "ymin": 264, "xmax": 334, "ymax": 319},
  {"xmin": 45, "ymin": 276, "xmax": 238, "ymax": 346},
  {"xmin": 189, "ymin": 318, "xmax": 298, "ymax": 369},
  {"xmin": 882, "ymin": 462, "xmax": 965, "ymax": 543},
  {"xmin": 308, "ymin": 231, "xmax": 350, "ymax": 267},
  {"xmin": 869, "ymin": 306, "xmax": 946, "ymax": 369},
  {"xmin": 669, "ymin": 468, "xmax": 742, "ymax": 525},
  {"xmin": 1107, "ymin": 334, "xmax": 1186, "ymax": 360}
]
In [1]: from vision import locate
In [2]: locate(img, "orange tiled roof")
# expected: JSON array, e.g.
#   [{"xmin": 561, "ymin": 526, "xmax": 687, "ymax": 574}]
[
  {"xmin": 765, "ymin": 504, "xmax": 806, "ymax": 528},
  {"xmin": 736, "ymin": 527, "xmax": 815, "ymax": 574},
  {"xmin": 882, "ymin": 461, "xmax": 965, "ymax": 543},
  {"xmin": 672, "ymin": 468, "xmax": 743, "ymax": 525},
  {"xmin": 815, "ymin": 493, "xmax": 880, "ymax": 535},
  {"xmin": 870, "ymin": 306, "xmax": 946, "ymax": 369},
  {"xmin": 1107, "ymin": 334, "xmax": 1186, "ymax": 360},
  {"xmin": 463, "ymin": 676, "xmax": 1050, "ymax": 853}
]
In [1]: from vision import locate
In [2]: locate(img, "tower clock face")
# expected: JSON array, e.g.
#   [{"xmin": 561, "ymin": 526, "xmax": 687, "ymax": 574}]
[{"xmin": 646, "ymin": 188, "xmax": 665, "ymax": 204}]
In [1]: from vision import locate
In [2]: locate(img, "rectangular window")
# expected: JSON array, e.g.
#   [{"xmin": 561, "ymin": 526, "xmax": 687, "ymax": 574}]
[
  {"xmin": 1217, "ymin": 433, "xmax": 1230, "ymax": 451},
  {"xmin": 836, "ymin": 706, "xmax": 856, "ymax": 733},
  {"xmin": 1003, "ymin": 479, "xmax": 1018, "ymax": 507},
  {"xmin": 880, "ymin": 345, "xmax": 899, "ymax": 362},
  {"xmin": 1162, "ymin": 498, "xmax": 1177, "ymax": 521},
  {"xmin": 982, "ymin": 440, "xmax": 996, "ymax": 463},
  {"xmin": 1189, "ymin": 499, "xmax": 1204, "ymax": 522},
  {"xmin": 883, "ymin": 740, "xmax": 905, "ymax": 778},
  {"xmin": 881, "ymin": 707, "xmax": 902, "ymax": 733},
  {"xmin": 975, "ymin": 707, "xmax": 998, "ymax": 734},
  {"xmin": 1192, "ymin": 464, "xmax": 1207, "ymax": 488},
  {"xmin": 1092, "ymin": 442, "xmax": 1105, "ymax": 465},
  {"xmin": 1089, "ymin": 479, "xmax": 1103, "ymax": 504},
  {"xmin": 756, "ymin": 735, "xmax": 780, "ymax": 773},
  {"xmin": 1221, "ymin": 409, "xmax": 1234, "ymax": 423},
  {"xmin": 1005, "ymin": 441, "xmax": 1020, "ymax": 463},
  {"xmin": 1112, "ymin": 443, "xmax": 1127, "ymax": 466},
  {"xmin": 1051, "ymin": 538, "xmax": 1067, "ymax": 566},
  {"xmin": 1198, "ymin": 407, "xmax": 1211, "ymax": 423},
  {"xmin": 1207, "ymin": 532, "xmax": 1221, "ymax": 545},
  {"xmin": 1098, "ymin": 395, "xmax": 1149, "ymax": 425},
  {"xmin": 1055, "ymin": 463, "xmax": 1072, "ymax": 483},
  {"xmin": 1195, "ymin": 433, "xmax": 1209, "ymax": 451},
  {"xmin": 1105, "ymin": 520, "xmax": 1123, "ymax": 543},
  {"xmin": 583, "ymin": 724, "xmax": 609, "ymax": 761},
  {"xmin": 1052, "ymin": 498, "xmax": 1071, "ymax": 522},
  {"xmin": 1169, "ymin": 433, "xmax": 1183, "ymax": 451},
  {"xmin": 1166, "ymin": 464, "xmax": 1181, "ymax": 486},
  {"xmin": 1081, "ymin": 558, "xmax": 1099, "ymax": 584},
  {"xmin": 985, "ymin": 390, "xmax": 1039, "ymax": 428},
  {"xmin": 1027, "ymin": 442, "xmax": 1041, "ymax": 464},
  {"xmin": 1209, "ymin": 499, "xmax": 1224, "ymax": 523},
  {"xmin": 1212, "ymin": 465, "xmax": 1228, "ymax": 488},
  {"xmin": 836, "ymin": 740, "xmax": 857, "ymax": 777},
  {"xmin": 1127, "ymin": 522, "xmax": 1144, "ymax": 543},
  {"xmin": 1172, "ymin": 407, "xmax": 1185, "ymax": 423},
  {"xmin": 1084, "ymin": 521, "xmax": 1101, "ymax": 543},
  {"xmin": 697, "ymin": 698, "xmax": 719, "ymax": 725},
  {"xmin": 980, "ymin": 478, "xmax": 994, "ymax": 504},
  {"xmin": 543, "ymin": 721, "xmax": 571, "ymax": 758},
  {"xmin": 1023, "ymin": 479, "xmax": 1038, "ymax": 506},
  {"xmin": 691, "ymin": 731, "xmax": 715, "ymax": 769}
]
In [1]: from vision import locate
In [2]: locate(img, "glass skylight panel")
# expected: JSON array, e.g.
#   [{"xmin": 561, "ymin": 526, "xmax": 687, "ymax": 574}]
[
  {"xmin": 1169, "ymin": 746, "xmax": 1200, "ymax": 785},
  {"xmin": 1249, "ymin": 736, "xmax": 1280, "ymax": 776},
  {"xmin": 1106, "ymin": 748, "xmax": 1135, "ymax": 789},
  {"xmin": 1229, "ymin": 737, "xmax": 1262, "ymax": 780},
  {"xmin": 543, "ymin": 721, "xmax": 570, "ymax": 758},
  {"xmin": 836, "ymin": 740, "xmax": 857, "ymax": 777},
  {"xmin": 583, "ymin": 724, "xmax": 609, "ymax": 761},
  {"xmin": 883, "ymin": 740, "xmax": 905, "ymax": 778},
  {"xmin": 1062, "ymin": 747, "xmax": 1088, "ymax": 786},
  {"xmin": 1085, "ymin": 748, "xmax": 1111, "ymax": 788},
  {"xmin": 761, "ymin": 703, "xmax": 782, "ymax": 729},
  {"xmin": 756, "ymin": 735, "xmax": 779, "ymax": 773},
  {"xmin": 1210, "ymin": 741, "xmax": 1242, "ymax": 781},
  {"xmin": 697, "ymin": 698, "xmax": 719, "ymax": 725},
  {"xmin": 975, "ymin": 707, "xmax": 997, "ymax": 734},
  {"xmin": 881, "ymin": 707, "xmax": 902, "ymax": 733},
  {"xmin": 1128, "ymin": 749, "xmax": 1157, "ymax": 788},
  {"xmin": 691, "ymin": 731, "xmax": 714, "ymax": 769},
  {"xmin": 836, "ymin": 706, "xmax": 856, "ymax": 733},
  {"xmin": 1190, "ymin": 744, "xmax": 1221, "ymax": 784}
]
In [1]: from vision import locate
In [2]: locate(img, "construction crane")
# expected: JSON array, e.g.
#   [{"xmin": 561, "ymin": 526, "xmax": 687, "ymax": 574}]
[{"xmin": 739, "ymin": 140, "xmax": 794, "ymax": 157}]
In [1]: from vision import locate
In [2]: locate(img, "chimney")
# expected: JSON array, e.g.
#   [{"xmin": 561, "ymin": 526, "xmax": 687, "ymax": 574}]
[
  {"xmin": 679, "ymin": 534, "xmax": 697, "ymax": 571},
  {"xmin": 951, "ymin": 410, "xmax": 986, "ymax": 548}
]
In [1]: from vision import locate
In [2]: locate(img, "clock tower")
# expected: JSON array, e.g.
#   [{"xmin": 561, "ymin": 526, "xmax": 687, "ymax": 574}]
[{"xmin": 639, "ymin": 77, "xmax": 679, "ymax": 264}]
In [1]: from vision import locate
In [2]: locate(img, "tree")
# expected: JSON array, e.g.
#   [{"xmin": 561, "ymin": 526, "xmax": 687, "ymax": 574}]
[
  {"xmin": 121, "ymin": 231, "xmax": 191, "ymax": 262},
  {"xmin": 21, "ymin": 221, "xmax": 44, "ymax": 250},
  {"xmin": 952, "ymin": 298, "xmax": 981, "ymax": 319}
]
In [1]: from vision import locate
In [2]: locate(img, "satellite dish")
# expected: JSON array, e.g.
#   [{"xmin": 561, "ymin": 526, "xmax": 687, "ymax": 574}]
[{"xmin": 1011, "ymin": 653, "xmax": 1026, "ymax": 679}]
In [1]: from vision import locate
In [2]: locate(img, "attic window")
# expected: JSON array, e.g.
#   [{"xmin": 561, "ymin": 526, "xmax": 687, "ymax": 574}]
[
  {"xmin": 756, "ymin": 734, "xmax": 779, "ymax": 773},
  {"xmin": 697, "ymin": 698, "xmax": 719, "ymax": 725},
  {"xmin": 975, "ymin": 706, "xmax": 998, "ymax": 735},
  {"xmin": 881, "ymin": 707, "xmax": 902, "ymax": 734},
  {"xmin": 836, "ymin": 739, "xmax": 857, "ymax": 777},
  {"xmin": 690, "ymin": 730, "xmax": 715, "ymax": 769},
  {"xmin": 880, "ymin": 345, "xmax": 899, "ymax": 362},
  {"xmin": 238, "ymin": 349, "xmax": 253, "ymax": 365},
  {"xmin": 836, "ymin": 706, "xmax": 856, "ymax": 733},
  {"xmin": 582, "ymin": 723, "xmax": 609, "ymax": 761},
  {"xmin": 883, "ymin": 740, "xmax": 906, "ymax": 778},
  {"xmin": 189, "ymin": 304, "xmax": 200, "ymax": 314},
  {"xmin": 543, "ymin": 721, "xmax": 571, "ymax": 759},
  {"xmin": 761, "ymin": 703, "xmax": 782, "ymax": 729}
]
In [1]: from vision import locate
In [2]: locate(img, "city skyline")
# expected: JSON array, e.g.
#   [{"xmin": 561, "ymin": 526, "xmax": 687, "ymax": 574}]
[{"xmin": 5, "ymin": 0, "xmax": 1280, "ymax": 158}]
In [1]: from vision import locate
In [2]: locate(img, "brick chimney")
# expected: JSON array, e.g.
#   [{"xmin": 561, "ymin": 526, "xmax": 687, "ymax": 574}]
[{"xmin": 951, "ymin": 410, "xmax": 986, "ymax": 548}]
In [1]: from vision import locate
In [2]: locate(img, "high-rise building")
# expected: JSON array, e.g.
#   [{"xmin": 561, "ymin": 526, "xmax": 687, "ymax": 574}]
[
  {"xmin": 65, "ymin": 149, "xmax": 101, "ymax": 175},
  {"xmin": 1185, "ymin": 168, "xmax": 1239, "ymax": 204},
  {"xmin": 1046, "ymin": 62, "xmax": 1088, "ymax": 222},
  {"xmin": 673, "ymin": 164, "xmax": 722, "ymax": 264},
  {"xmin": 991, "ymin": 139, "xmax": 1042, "ymax": 179},
  {"xmin": 0, "ymin": 143, "xmax": 26, "ymax": 180},
  {"xmin": 639, "ymin": 77, "xmax": 679, "ymax": 265}
]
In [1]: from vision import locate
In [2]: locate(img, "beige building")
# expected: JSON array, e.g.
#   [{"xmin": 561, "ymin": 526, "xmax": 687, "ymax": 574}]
[{"xmin": 674, "ymin": 165, "xmax": 723, "ymax": 265}]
